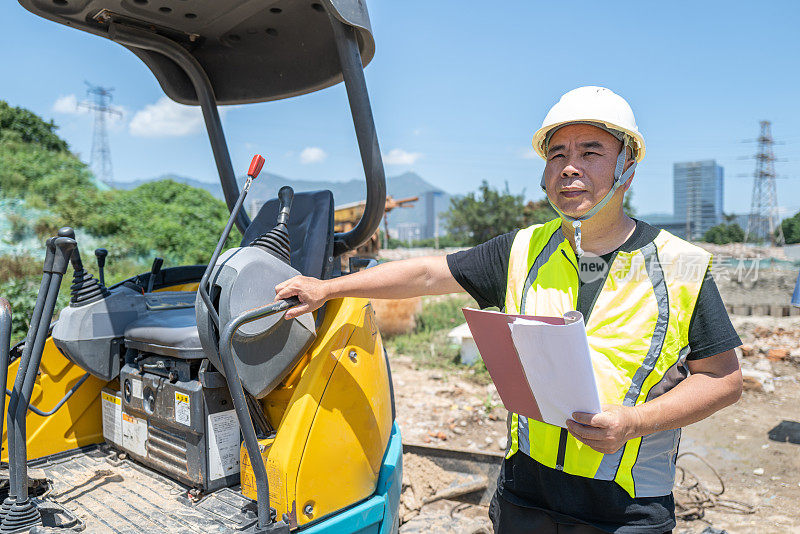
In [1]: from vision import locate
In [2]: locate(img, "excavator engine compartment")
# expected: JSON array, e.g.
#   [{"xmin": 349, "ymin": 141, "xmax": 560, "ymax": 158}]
[{"xmin": 102, "ymin": 360, "xmax": 241, "ymax": 492}]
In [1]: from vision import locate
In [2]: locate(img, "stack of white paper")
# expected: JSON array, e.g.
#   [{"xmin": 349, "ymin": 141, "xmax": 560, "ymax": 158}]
[{"xmin": 508, "ymin": 311, "xmax": 602, "ymax": 428}]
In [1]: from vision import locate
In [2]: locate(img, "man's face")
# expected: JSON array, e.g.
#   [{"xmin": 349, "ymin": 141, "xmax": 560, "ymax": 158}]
[{"xmin": 543, "ymin": 123, "xmax": 629, "ymax": 218}]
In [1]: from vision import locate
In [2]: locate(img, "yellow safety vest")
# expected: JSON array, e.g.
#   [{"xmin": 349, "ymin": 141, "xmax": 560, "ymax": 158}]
[{"xmin": 505, "ymin": 219, "xmax": 710, "ymax": 498}]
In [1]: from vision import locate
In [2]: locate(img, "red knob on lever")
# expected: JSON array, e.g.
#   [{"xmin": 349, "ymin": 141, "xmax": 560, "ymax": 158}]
[{"xmin": 247, "ymin": 154, "xmax": 266, "ymax": 179}]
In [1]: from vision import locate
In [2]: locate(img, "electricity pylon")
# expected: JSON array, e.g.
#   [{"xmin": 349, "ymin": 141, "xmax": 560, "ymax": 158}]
[
  {"xmin": 80, "ymin": 82, "xmax": 122, "ymax": 186},
  {"xmin": 745, "ymin": 121, "xmax": 784, "ymax": 245}
]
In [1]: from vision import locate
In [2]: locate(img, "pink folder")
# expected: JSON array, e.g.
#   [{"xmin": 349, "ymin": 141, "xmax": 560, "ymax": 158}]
[{"xmin": 462, "ymin": 308, "xmax": 565, "ymax": 422}]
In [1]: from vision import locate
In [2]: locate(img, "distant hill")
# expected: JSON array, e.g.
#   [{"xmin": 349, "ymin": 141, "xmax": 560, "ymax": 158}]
[{"xmin": 114, "ymin": 171, "xmax": 452, "ymax": 235}]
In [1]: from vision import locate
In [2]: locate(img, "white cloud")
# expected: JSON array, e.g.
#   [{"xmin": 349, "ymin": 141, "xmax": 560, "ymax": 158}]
[
  {"xmin": 52, "ymin": 94, "xmax": 125, "ymax": 130},
  {"xmin": 521, "ymin": 147, "xmax": 539, "ymax": 159},
  {"xmin": 52, "ymin": 94, "xmax": 83, "ymax": 114},
  {"xmin": 383, "ymin": 148, "xmax": 422, "ymax": 165},
  {"xmin": 300, "ymin": 146, "xmax": 327, "ymax": 164},
  {"xmin": 129, "ymin": 97, "xmax": 203, "ymax": 137}
]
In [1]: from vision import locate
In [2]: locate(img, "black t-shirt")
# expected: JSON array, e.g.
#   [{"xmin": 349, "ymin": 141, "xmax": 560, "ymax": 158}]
[{"xmin": 446, "ymin": 219, "xmax": 742, "ymax": 534}]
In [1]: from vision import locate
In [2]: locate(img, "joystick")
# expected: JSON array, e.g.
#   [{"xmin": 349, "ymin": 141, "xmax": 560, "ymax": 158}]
[
  {"xmin": 146, "ymin": 257, "xmax": 164, "ymax": 293},
  {"xmin": 250, "ymin": 186, "xmax": 293, "ymax": 264},
  {"xmin": 94, "ymin": 248, "xmax": 108, "ymax": 286}
]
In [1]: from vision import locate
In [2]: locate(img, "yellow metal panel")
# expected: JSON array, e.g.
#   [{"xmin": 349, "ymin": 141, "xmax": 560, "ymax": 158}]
[
  {"xmin": 154, "ymin": 282, "xmax": 199, "ymax": 292},
  {"xmin": 240, "ymin": 437, "xmax": 282, "ymax": 512},
  {"xmin": 294, "ymin": 301, "xmax": 391, "ymax": 526},
  {"xmin": 2, "ymin": 337, "xmax": 107, "ymax": 461}
]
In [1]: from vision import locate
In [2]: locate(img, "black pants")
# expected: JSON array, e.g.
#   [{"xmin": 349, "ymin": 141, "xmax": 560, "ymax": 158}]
[{"xmin": 489, "ymin": 491, "xmax": 672, "ymax": 534}]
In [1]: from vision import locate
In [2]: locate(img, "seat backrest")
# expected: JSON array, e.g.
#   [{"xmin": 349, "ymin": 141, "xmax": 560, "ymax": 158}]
[{"xmin": 240, "ymin": 190, "xmax": 335, "ymax": 280}]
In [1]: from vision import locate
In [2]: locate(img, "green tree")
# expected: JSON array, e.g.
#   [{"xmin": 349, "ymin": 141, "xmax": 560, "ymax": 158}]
[
  {"xmin": 27, "ymin": 180, "xmax": 238, "ymax": 266},
  {"xmin": 781, "ymin": 211, "xmax": 800, "ymax": 244},
  {"xmin": 0, "ymin": 100, "xmax": 68, "ymax": 152},
  {"xmin": 523, "ymin": 199, "xmax": 556, "ymax": 226},
  {"xmin": 0, "ymin": 133, "xmax": 95, "ymax": 203},
  {"xmin": 0, "ymin": 101, "xmax": 239, "ymax": 266},
  {"xmin": 703, "ymin": 223, "xmax": 745, "ymax": 244},
  {"xmin": 728, "ymin": 223, "xmax": 745, "ymax": 242},
  {"xmin": 73, "ymin": 180, "xmax": 239, "ymax": 265},
  {"xmin": 445, "ymin": 181, "xmax": 527, "ymax": 246}
]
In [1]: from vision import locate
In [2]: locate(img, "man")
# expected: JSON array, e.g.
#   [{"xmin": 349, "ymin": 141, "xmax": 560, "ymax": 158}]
[{"xmin": 275, "ymin": 86, "xmax": 743, "ymax": 533}]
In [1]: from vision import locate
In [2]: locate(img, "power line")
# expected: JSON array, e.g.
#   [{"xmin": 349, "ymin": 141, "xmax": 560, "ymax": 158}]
[
  {"xmin": 745, "ymin": 121, "xmax": 784, "ymax": 245},
  {"xmin": 79, "ymin": 82, "xmax": 122, "ymax": 186}
]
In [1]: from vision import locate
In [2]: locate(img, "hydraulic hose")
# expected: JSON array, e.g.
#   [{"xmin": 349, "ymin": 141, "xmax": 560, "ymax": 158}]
[{"xmin": 3, "ymin": 372, "xmax": 90, "ymax": 417}]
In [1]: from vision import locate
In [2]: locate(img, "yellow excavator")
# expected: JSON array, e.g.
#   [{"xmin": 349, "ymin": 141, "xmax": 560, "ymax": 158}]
[{"xmin": 3, "ymin": 1, "xmax": 400, "ymax": 532}]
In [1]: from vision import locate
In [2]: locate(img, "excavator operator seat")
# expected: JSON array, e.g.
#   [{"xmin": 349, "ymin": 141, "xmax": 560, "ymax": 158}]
[
  {"xmin": 123, "ymin": 303, "xmax": 204, "ymax": 360},
  {"xmin": 241, "ymin": 189, "xmax": 335, "ymax": 279},
  {"xmin": 123, "ymin": 190, "xmax": 333, "ymax": 364}
]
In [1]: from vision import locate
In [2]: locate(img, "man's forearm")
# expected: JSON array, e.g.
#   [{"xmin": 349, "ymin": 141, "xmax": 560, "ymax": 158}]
[
  {"xmin": 325, "ymin": 256, "xmax": 461, "ymax": 300},
  {"xmin": 631, "ymin": 357, "xmax": 742, "ymax": 437},
  {"xmin": 567, "ymin": 350, "xmax": 742, "ymax": 453}
]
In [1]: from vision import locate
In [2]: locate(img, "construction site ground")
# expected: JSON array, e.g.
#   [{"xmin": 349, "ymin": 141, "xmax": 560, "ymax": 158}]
[{"xmin": 389, "ymin": 312, "xmax": 800, "ymax": 534}]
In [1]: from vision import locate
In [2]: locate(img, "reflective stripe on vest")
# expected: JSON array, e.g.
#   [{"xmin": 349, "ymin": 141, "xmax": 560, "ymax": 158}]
[{"xmin": 504, "ymin": 219, "xmax": 710, "ymax": 497}]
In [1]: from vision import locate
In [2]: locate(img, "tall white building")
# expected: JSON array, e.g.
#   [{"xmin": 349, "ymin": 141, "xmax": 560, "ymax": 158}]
[{"xmin": 673, "ymin": 160, "xmax": 724, "ymax": 240}]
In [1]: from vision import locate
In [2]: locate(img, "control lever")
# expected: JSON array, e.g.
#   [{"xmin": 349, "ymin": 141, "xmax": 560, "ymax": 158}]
[
  {"xmin": 248, "ymin": 153, "xmax": 266, "ymax": 180},
  {"xmin": 250, "ymin": 186, "xmax": 294, "ymax": 263},
  {"xmin": 2, "ymin": 235, "xmax": 75, "ymax": 531},
  {"xmin": 199, "ymin": 154, "xmax": 266, "ymax": 329},
  {"xmin": 146, "ymin": 257, "xmax": 164, "ymax": 293},
  {"xmin": 94, "ymin": 248, "xmax": 108, "ymax": 286},
  {"xmin": 57, "ymin": 227, "xmax": 107, "ymax": 305},
  {"xmin": 276, "ymin": 186, "xmax": 293, "ymax": 227}
]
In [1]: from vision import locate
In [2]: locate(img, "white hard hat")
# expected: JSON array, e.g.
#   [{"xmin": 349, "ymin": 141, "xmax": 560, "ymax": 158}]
[
  {"xmin": 531, "ymin": 86, "xmax": 645, "ymax": 162},
  {"xmin": 532, "ymin": 87, "xmax": 645, "ymax": 257}
]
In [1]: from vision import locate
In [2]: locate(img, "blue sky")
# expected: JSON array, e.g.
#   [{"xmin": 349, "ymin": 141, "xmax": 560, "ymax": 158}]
[{"xmin": 2, "ymin": 1, "xmax": 799, "ymax": 218}]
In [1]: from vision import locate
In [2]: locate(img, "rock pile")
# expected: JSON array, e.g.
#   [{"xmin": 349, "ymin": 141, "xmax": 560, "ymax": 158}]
[{"xmin": 733, "ymin": 318, "xmax": 800, "ymax": 392}]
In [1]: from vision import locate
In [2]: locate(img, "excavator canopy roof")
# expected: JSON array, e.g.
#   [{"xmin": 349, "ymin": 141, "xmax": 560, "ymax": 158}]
[{"xmin": 18, "ymin": 0, "xmax": 375, "ymax": 105}]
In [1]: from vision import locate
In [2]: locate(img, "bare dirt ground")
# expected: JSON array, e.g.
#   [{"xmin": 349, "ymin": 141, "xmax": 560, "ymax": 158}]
[
  {"xmin": 390, "ymin": 353, "xmax": 502, "ymax": 533},
  {"xmin": 389, "ymin": 316, "xmax": 800, "ymax": 534}
]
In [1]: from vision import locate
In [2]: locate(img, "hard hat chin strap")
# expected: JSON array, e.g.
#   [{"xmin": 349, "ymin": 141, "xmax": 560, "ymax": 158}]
[{"xmin": 539, "ymin": 139, "xmax": 636, "ymax": 256}]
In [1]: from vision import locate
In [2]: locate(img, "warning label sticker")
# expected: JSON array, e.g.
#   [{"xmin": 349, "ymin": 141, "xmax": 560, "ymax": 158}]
[
  {"xmin": 208, "ymin": 410, "xmax": 241, "ymax": 481},
  {"xmin": 174, "ymin": 392, "xmax": 191, "ymax": 426},
  {"xmin": 101, "ymin": 391, "xmax": 122, "ymax": 445},
  {"xmin": 122, "ymin": 413, "xmax": 148, "ymax": 457},
  {"xmin": 131, "ymin": 378, "xmax": 143, "ymax": 400}
]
